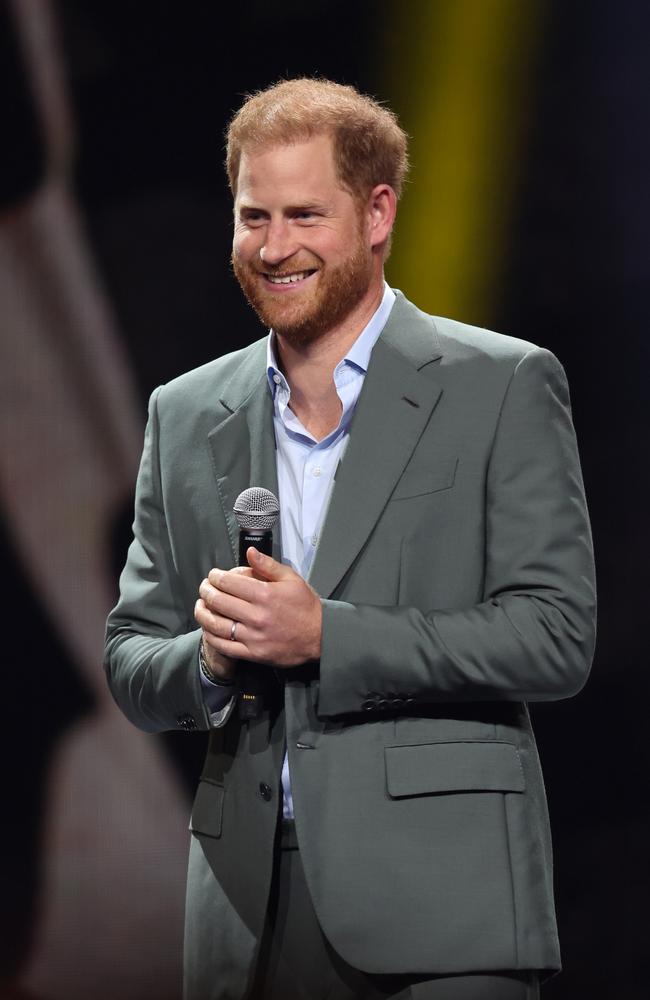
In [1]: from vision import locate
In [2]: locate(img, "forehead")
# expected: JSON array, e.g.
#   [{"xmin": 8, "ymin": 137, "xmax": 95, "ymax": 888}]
[{"xmin": 235, "ymin": 134, "xmax": 345, "ymax": 203}]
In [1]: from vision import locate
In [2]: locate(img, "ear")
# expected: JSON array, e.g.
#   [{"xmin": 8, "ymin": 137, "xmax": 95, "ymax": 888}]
[{"xmin": 367, "ymin": 184, "xmax": 397, "ymax": 250}]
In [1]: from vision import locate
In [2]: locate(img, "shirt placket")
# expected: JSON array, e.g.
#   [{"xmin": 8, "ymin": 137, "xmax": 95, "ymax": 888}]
[{"xmin": 302, "ymin": 441, "xmax": 327, "ymax": 574}]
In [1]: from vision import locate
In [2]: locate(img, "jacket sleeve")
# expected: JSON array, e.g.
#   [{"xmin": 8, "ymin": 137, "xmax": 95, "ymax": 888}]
[
  {"xmin": 316, "ymin": 347, "xmax": 596, "ymax": 716},
  {"xmin": 104, "ymin": 386, "xmax": 213, "ymax": 734}
]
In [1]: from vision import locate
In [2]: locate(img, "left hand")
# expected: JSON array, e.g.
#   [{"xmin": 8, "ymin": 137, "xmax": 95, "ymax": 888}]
[{"xmin": 196, "ymin": 547, "xmax": 322, "ymax": 667}]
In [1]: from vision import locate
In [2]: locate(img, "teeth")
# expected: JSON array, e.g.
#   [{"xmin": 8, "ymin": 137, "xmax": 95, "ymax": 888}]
[{"xmin": 267, "ymin": 271, "xmax": 312, "ymax": 284}]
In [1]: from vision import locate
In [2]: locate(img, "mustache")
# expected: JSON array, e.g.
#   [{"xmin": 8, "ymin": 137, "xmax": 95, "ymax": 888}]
[
  {"xmin": 252, "ymin": 259, "xmax": 318, "ymax": 276},
  {"xmin": 230, "ymin": 248, "xmax": 319, "ymax": 277}
]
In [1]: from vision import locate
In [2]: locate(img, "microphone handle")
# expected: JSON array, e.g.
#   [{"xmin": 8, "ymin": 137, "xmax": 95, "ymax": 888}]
[
  {"xmin": 237, "ymin": 529, "xmax": 273, "ymax": 720},
  {"xmin": 238, "ymin": 529, "xmax": 272, "ymax": 565}
]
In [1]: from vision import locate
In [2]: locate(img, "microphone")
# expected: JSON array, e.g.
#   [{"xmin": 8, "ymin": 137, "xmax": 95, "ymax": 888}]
[
  {"xmin": 232, "ymin": 487, "xmax": 280, "ymax": 720},
  {"xmin": 233, "ymin": 486, "xmax": 280, "ymax": 564}
]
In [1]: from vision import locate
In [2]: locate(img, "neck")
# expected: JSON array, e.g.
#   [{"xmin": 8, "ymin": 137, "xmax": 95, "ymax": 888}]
[
  {"xmin": 275, "ymin": 273, "xmax": 384, "ymax": 383},
  {"xmin": 274, "ymin": 275, "xmax": 384, "ymax": 440}
]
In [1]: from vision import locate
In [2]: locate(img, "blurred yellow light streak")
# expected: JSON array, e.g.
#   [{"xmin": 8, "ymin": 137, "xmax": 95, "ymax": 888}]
[{"xmin": 386, "ymin": 0, "xmax": 542, "ymax": 324}]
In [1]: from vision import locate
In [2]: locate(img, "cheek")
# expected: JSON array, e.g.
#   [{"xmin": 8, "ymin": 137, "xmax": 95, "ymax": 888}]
[
  {"xmin": 232, "ymin": 231, "xmax": 260, "ymax": 262},
  {"xmin": 305, "ymin": 233, "xmax": 346, "ymax": 263}
]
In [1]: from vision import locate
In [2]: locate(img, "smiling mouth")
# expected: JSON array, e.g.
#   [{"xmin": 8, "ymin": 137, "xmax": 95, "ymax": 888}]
[{"xmin": 263, "ymin": 269, "xmax": 317, "ymax": 285}]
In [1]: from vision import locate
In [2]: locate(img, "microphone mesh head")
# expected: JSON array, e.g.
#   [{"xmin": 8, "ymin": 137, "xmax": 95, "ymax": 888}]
[{"xmin": 233, "ymin": 487, "xmax": 280, "ymax": 531}]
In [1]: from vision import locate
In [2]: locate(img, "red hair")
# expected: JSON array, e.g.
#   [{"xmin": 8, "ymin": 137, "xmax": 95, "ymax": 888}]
[{"xmin": 226, "ymin": 78, "xmax": 409, "ymax": 204}]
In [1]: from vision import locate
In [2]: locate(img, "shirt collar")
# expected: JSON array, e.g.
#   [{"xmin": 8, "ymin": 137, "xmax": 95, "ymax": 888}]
[{"xmin": 266, "ymin": 282, "xmax": 396, "ymax": 395}]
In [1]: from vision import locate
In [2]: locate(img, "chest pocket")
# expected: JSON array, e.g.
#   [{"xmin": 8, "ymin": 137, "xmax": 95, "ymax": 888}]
[{"xmin": 390, "ymin": 456, "xmax": 458, "ymax": 501}]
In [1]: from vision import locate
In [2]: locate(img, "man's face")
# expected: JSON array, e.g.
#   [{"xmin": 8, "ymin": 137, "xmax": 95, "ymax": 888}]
[{"xmin": 231, "ymin": 134, "xmax": 374, "ymax": 346}]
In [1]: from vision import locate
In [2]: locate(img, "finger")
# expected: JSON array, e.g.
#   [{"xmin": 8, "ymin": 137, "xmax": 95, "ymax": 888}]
[
  {"xmin": 195, "ymin": 599, "xmax": 246, "ymax": 642},
  {"xmin": 210, "ymin": 589, "xmax": 256, "ymax": 627},
  {"xmin": 208, "ymin": 566, "xmax": 264, "ymax": 602},
  {"xmin": 202, "ymin": 624, "xmax": 248, "ymax": 651},
  {"xmin": 204, "ymin": 566, "xmax": 254, "ymax": 577},
  {"xmin": 194, "ymin": 598, "xmax": 224, "ymax": 636},
  {"xmin": 198, "ymin": 579, "xmax": 224, "ymax": 612},
  {"xmin": 199, "ymin": 578, "xmax": 234, "ymax": 609},
  {"xmin": 199, "ymin": 579, "xmax": 259, "ymax": 626},
  {"xmin": 198, "ymin": 579, "xmax": 214, "ymax": 604},
  {"xmin": 246, "ymin": 548, "xmax": 294, "ymax": 580},
  {"xmin": 207, "ymin": 633, "xmax": 252, "ymax": 661}
]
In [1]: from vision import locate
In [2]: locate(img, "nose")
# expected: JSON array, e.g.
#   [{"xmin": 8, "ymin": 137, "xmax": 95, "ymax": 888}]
[{"xmin": 259, "ymin": 220, "xmax": 298, "ymax": 267}]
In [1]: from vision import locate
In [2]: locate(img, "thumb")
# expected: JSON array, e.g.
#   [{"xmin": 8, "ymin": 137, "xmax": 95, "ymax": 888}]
[{"xmin": 246, "ymin": 547, "xmax": 292, "ymax": 580}]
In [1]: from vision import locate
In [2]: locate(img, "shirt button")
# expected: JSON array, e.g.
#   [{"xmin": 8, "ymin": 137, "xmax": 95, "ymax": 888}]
[
  {"xmin": 311, "ymin": 533, "xmax": 319, "ymax": 546},
  {"xmin": 272, "ymin": 373, "xmax": 282, "ymax": 385},
  {"xmin": 312, "ymin": 466, "xmax": 321, "ymax": 477}
]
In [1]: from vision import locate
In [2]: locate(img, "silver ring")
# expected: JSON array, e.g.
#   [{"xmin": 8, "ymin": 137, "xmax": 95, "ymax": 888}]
[{"xmin": 230, "ymin": 620, "xmax": 238, "ymax": 642}]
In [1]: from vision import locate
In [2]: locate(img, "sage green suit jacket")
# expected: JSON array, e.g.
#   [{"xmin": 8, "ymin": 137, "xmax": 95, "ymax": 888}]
[{"xmin": 105, "ymin": 291, "xmax": 596, "ymax": 1000}]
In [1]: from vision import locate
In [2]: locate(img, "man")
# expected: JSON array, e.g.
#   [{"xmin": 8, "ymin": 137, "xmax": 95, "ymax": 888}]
[{"xmin": 105, "ymin": 79, "xmax": 596, "ymax": 1000}]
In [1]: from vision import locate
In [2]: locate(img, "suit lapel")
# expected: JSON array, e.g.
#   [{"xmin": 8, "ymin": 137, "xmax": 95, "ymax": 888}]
[
  {"xmin": 207, "ymin": 340, "xmax": 281, "ymax": 566},
  {"xmin": 308, "ymin": 293, "xmax": 443, "ymax": 598},
  {"xmin": 205, "ymin": 293, "xmax": 443, "ymax": 587}
]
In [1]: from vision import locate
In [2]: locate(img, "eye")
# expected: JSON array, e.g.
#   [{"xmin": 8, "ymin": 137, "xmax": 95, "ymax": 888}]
[
  {"xmin": 239, "ymin": 210, "xmax": 267, "ymax": 228},
  {"xmin": 292, "ymin": 208, "xmax": 321, "ymax": 223}
]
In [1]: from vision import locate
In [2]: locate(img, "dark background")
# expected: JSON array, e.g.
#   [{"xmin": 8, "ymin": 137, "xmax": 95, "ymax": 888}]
[{"xmin": 2, "ymin": 1, "xmax": 647, "ymax": 997}]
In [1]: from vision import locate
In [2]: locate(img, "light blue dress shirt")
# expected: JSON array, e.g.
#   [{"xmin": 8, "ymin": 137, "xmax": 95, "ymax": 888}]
[{"xmin": 201, "ymin": 283, "xmax": 396, "ymax": 818}]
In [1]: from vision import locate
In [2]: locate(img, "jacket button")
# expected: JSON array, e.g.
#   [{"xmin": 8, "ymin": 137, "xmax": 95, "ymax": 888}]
[
  {"xmin": 361, "ymin": 700, "xmax": 375, "ymax": 711},
  {"xmin": 259, "ymin": 782, "xmax": 273, "ymax": 801},
  {"xmin": 177, "ymin": 714, "xmax": 197, "ymax": 731}
]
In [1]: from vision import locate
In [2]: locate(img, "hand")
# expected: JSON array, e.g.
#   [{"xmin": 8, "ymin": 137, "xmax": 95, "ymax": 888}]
[
  {"xmin": 195, "ymin": 548, "xmax": 322, "ymax": 668},
  {"xmin": 194, "ymin": 586, "xmax": 237, "ymax": 683},
  {"xmin": 194, "ymin": 623, "xmax": 236, "ymax": 682}
]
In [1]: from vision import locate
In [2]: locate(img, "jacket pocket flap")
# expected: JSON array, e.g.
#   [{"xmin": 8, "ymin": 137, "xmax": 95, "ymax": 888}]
[
  {"xmin": 385, "ymin": 740, "xmax": 525, "ymax": 797},
  {"xmin": 391, "ymin": 458, "xmax": 458, "ymax": 500},
  {"xmin": 189, "ymin": 778, "xmax": 224, "ymax": 837}
]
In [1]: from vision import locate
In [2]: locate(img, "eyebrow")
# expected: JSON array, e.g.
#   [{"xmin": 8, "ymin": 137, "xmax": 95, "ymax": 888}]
[{"xmin": 237, "ymin": 202, "xmax": 329, "ymax": 215}]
